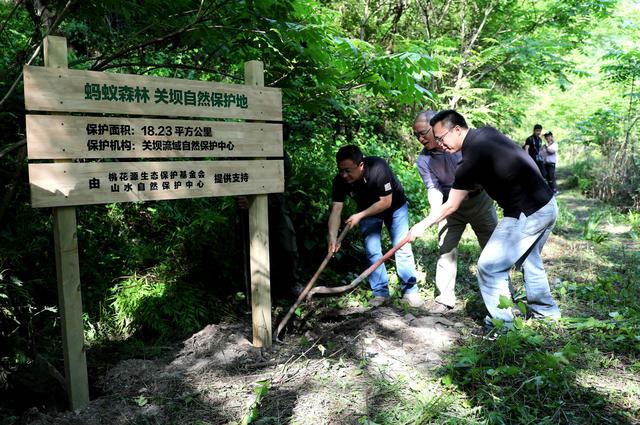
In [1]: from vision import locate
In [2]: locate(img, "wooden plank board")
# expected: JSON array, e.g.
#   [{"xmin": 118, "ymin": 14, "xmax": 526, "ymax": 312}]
[
  {"xmin": 23, "ymin": 65, "xmax": 282, "ymax": 121},
  {"xmin": 29, "ymin": 159, "xmax": 283, "ymax": 208},
  {"xmin": 26, "ymin": 115, "xmax": 283, "ymax": 159}
]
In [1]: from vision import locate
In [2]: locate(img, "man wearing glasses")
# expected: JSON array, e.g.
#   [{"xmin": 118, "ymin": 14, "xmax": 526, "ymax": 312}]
[
  {"xmin": 413, "ymin": 111, "xmax": 498, "ymax": 314},
  {"xmin": 410, "ymin": 110, "xmax": 560, "ymax": 330},
  {"xmin": 328, "ymin": 145, "xmax": 421, "ymax": 307}
]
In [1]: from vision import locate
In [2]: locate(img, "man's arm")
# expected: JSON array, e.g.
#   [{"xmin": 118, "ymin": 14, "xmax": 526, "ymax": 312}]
[
  {"xmin": 328, "ymin": 201, "xmax": 344, "ymax": 253},
  {"xmin": 345, "ymin": 194, "xmax": 392, "ymax": 229},
  {"xmin": 545, "ymin": 143, "xmax": 557, "ymax": 154},
  {"xmin": 409, "ymin": 189, "xmax": 469, "ymax": 240},
  {"xmin": 427, "ymin": 188, "xmax": 444, "ymax": 209}
]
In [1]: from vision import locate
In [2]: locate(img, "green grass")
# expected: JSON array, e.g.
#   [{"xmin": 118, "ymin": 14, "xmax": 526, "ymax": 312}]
[{"xmin": 354, "ymin": 185, "xmax": 640, "ymax": 424}]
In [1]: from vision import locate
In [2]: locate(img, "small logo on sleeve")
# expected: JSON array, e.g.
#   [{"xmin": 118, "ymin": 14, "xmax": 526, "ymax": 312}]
[{"xmin": 384, "ymin": 182, "xmax": 392, "ymax": 191}]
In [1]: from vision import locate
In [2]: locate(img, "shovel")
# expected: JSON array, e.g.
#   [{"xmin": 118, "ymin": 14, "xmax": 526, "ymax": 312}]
[
  {"xmin": 308, "ymin": 234, "xmax": 410, "ymax": 297},
  {"xmin": 275, "ymin": 226, "xmax": 350, "ymax": 339}
]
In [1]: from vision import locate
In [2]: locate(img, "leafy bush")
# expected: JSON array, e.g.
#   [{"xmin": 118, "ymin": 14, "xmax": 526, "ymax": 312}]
[
  {"xmin": 109, "ymin": 268, "xmax": 211, "ymax": 340},
  {"xmin": 554, "ymin": 200, "xmax": 577, "ymax": 234},
  {"xmin": 571, "ymin": 156, "xmax": 597, "ymax": 194},
  {"xmin": 628, "ymin": 210, "xmax": 640, "ymax": 239},
  {"xmin": 582, "ymin": 213, "xmax": 608, "ymax": 243}
]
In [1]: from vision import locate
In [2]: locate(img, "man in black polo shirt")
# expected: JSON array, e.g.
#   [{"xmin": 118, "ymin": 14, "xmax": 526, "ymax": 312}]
[
  {"xmin": 328, "ymin": 145, "xmax": 421, "ymax": 307},
  {"xmin": 524, "ymin": 124, "xmax": 546, "ymax": 176},
  {"xmin": 409, "ymin": 110, "xmax": 560, "ymax": 329},
  {"xmin": 414, "ymin": 110, "xmax": 498, "ymax": 315}
]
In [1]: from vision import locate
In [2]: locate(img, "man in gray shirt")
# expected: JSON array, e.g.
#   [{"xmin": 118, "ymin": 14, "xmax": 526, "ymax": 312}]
[{"xmin": 413, "ymin": 111, "xmax": 498, "ymax": 314}]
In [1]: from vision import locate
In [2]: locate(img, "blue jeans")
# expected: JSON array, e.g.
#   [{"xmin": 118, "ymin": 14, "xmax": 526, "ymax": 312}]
[
  {"xmin": 359, "ymin": 202, "xmax": 418, "ymax": 297},
  {"xmin": 477, "ymin": 198, "xmax": 561, "ymax": 325}
]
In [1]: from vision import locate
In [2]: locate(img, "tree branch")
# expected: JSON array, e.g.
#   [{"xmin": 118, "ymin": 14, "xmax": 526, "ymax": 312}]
[
  {"xmin": 434, "ymin": 0, "xmax": 453, "ymax": 26},
  {"xmin": 462, "ymin": 1, "xmax": 495, "ymax": 59},
  {"xmin": 0, "ymin": 0, "xmax": 73, "ymax": 110},
  {"xmin": 0, "ymin": 139, "xmax": 26, "ymax": 160},
  {"xmin": 90, "ymin": 21, "xmax": 268, "ymax": 72},
  {"xmin": 91, "ymin": 22, "xmax": 205, "ymax": 71},
  {"xmin": 97, "ymin": 61, "xmax": 243, "ymax": 81},
  {"xmin": 0, "ymin": 0, "xmax": 25, "ymax": 41}
]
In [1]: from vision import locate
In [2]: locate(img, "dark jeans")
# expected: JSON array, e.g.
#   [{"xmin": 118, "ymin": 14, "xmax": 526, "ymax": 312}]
[{"xmin": 543, "ymin": 162, "xmax": 556, "ymax": 191}]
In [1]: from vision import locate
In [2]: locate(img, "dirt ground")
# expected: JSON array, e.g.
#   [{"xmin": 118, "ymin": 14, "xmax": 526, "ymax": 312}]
[{"xmin": 20, "ymin": 302, "xmax": 472, "ymax": 425}]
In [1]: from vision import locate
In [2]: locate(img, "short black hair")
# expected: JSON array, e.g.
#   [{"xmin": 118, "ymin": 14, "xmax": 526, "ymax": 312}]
[
  {"xmin": 534, "ymin": 124, "xmax": 543, "ymax": 131},
  {"xmin": 336, "ymin": 144, "xmax": 364, "ymax": 164},
  {"xmin": 544, "ymin": 131, "xmax": 553, "ymax": 137},
  {"xmin": 429, "ymin": 109, "xmax": 468, "ymax": 129}
]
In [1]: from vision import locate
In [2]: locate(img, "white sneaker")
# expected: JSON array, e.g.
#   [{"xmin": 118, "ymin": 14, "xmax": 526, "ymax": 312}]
[{"xmin": 402, "ymin": 292, "xmax": 424, "ymax": 308}]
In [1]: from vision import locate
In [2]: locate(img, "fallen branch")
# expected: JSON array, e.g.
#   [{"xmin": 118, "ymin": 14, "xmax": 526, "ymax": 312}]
[{"xmin": 0, "ymin": 139, "xmax": 26, "ymax": 160}]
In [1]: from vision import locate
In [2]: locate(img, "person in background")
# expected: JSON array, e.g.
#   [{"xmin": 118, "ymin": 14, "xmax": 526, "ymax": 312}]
[
  {"xmin": 524, "ymin": 124, "xmax": 546, "ymax": 177},
  {"xmin": 328, "ymin": 144, "xmax": 422, "ymax": 307},
  {"xmin": 413, "ymin": 110, "xmax": 498, "ymax": 314},
  {"xmin": 541, "ymin": 131, "xmax": 558, "ymax": 194},
  {"xmin": 410, "ymin": 110, "xmax": 561, "ymax": 331}
]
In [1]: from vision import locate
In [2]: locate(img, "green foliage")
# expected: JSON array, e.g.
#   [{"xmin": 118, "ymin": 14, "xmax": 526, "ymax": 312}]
[
  {"xmin": 554, "ymin": 199, "xmax": 578, "ymax": 234},
  {"xmin": 443, "ymin": 239, "xmax": 640, "ymax": 424},
  {"xmin": 628, "ymin": 210, "xmax": 640, "ymax": 238},
  {"xmin": 575, "ymin": 108, "xmax": 625, "ymax": 147},
  {"xmin": 582, "ymin": 212, "xmax": 609, "ymax": 243},
  {"xmin": 109, "ymin": 269, "xmax": 209, "ymax": 339},
  {"xmin": 443, "ymin": 323, "xmax": 634, "ymax": 424},
  {"xmin": 241, "ymin": 379, "xmax": 271, "ymax": 425},
  {"xmin": 0, "ymin": 270, "xmax": 33, "ymax": 389},
  {"xmin": 570, "ymin": 156, "xmax": 597, "ymax": 194}
]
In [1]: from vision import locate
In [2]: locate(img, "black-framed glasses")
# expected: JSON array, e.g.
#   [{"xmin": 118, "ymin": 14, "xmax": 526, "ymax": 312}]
[
  {"xmin": 433, "ymin": 128, "xmax": 451, "ymax": 145},
  {"xmin": 413, "ymin": 128, "xmax": 432, "ymax": 140}
]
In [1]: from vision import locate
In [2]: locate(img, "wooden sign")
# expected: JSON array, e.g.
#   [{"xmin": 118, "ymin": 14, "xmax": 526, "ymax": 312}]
[
  {"xmin": 29, "ymin": 160, "xmax": 284, "ymax": 208},
  {"xmin": 23, "ymin": 65, "xmax": 282, "ymax": 120},
  {"xmin": 26, "ymin": 115, "xmax": 283, "ymax": 159}
]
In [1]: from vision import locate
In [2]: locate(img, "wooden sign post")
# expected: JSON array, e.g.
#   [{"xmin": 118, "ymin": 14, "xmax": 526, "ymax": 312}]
[
  {"xmin": 245, "ymin": 61, "xmax": 271, "ymax": 347},
  {"xmin": 25, "ymin": 36, "xmax": 282, "ymax": 410},
  {"xmin": 45, "ymin": 35, "xmax": 90, "ymax": 411}
]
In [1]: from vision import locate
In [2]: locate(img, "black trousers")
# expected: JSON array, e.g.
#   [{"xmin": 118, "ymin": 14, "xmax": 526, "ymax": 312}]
[
  {"xmin": 535, "ymin": 160, "xmax": 546, "ymax": 179},
  {"xmin": 543, "ymin": 162, "xmax": 556, "ymax": 191}
]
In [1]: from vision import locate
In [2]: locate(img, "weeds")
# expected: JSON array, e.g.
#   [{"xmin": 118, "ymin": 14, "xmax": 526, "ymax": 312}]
[
  {"xmin": 582, "ymin": 213, "xmax": 608, "ymax": 243},
  {"xmin": 241, "ymin": 380, "xmax": 271, "ymax": 425}
]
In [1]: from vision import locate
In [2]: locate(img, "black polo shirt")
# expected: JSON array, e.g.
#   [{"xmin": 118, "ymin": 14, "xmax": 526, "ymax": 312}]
[
  {"xmin": 332, "ymin": 156, "xmax": 406, "ymax": 219},
  {"xmin": 524, "ymin": 134, "xmax": 542, "ymax": 162},
  {"xmin": 452, "ymin": 127, "xmax": 553, "ymax": 218}
]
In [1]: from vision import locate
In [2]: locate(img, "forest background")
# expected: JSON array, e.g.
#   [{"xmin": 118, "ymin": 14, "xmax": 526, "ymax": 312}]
[{"xmin": 1, "ymin": 0, "xmax": 639, "ymax": 422}]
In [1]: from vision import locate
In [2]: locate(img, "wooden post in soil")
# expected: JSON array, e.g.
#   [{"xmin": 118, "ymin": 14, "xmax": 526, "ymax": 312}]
[
  {"xmin": 245, "ymin": 61, "xmax": 272, "ymax": 347},
  {"xmin": 44, "ymin": 35, "xmax": 90, "ymax": 410}
]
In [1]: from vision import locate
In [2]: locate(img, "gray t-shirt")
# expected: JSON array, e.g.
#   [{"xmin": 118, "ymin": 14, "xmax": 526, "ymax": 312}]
[{"xmin": 416, "ymin": 148, "xmax": 462, "ymax": 199}]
